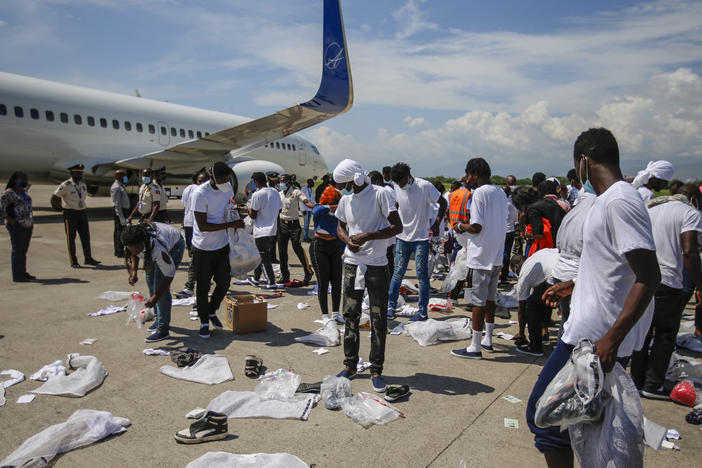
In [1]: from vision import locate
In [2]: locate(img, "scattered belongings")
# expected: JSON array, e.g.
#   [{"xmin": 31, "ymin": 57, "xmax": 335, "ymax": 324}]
[
  {"xmin": 31, "ymin": 354, "xmax": 107, "ymax": 397},
  {"xmin": 294, "ymin": 320, "xmax": 340, "ymax": 347},
  {"xmin": 175, "ymin": 411, "xmax": 229, "ymax": 444},
  {"xmin": 224, "ymin": 295, "xmax": 268, "ymax": 333},
  {"xmin": 160, "ymin": 354, "xmax": 234, "ymax": 385},
  {"xmin": 245, "ymin": 355, "xmax": 263, "ymax": 378},
  {"xmin": 186, "ymin": 452, "xmax": 308, "ymax": 468}
]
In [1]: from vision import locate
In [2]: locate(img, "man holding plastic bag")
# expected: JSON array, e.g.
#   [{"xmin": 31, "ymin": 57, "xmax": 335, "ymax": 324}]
[{"xmin": 528, "ymin": 128, "xmax": 660, "ymax": 468}]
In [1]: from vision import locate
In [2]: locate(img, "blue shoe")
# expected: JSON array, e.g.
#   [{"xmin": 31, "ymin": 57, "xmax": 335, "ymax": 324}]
[
  {"xmin": 145, "ymin": 331, "xmax": 170, "ymax": 343},
  {"xmin": 209, "ymin": 314, "xmax": 223, "ymax": 330},
  {"xmin": 199, "ymin": 324, "xmax": 210, "ymax": 339},
  {"xmin": 481, "ymin": 344, "xmax": 494, "ymax": 353},
  {"xmin": 336, "ymin": 368, "xmax": 357, "ymax": 379},
  {"xmin": 451, "ymin": 348, "xmax": 482, "ymax": 360},
  {"xmin": 148, "ymin": 322, "xmax": 158, "ymax": 331},
  {"xmin": 409, "ymin": 313, "xmax": 428, "ymax": 322},
  {"xmin": 387, "ymin": 307, "xmax": 395, "ymax": 320},
  {"xmin": 371, "ymin": 374, "xmax": 387, "ymax": 393}
]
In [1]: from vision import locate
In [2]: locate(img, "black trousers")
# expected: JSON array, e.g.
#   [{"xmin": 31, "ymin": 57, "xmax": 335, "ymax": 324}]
[
  {"xmin": 386, "ymin": 244, "xmax": 395, "ymax": 286},
  {"xmin": 153, "ymin": 210, "xmax": 168, "ymax": 223},
  {"xmin": 526, "ymin": 281, "xmax": 551, "ymax": 351},
  {"xmin": 63, "ymin": 209, "xmax": 92, "ymax": 265},
  {"xmin": 113, "ymin": 208, "xmax": 129, "ymax": 257},
  {"xmin": 6, "ymin": 224, "xmax": 32, "ymax": 281},
  {"xmin": 631, "ymin": 285, "xmax": 685, "ymax": 391},
  {"xmin": 278, "ymin": 219, "xmax": 312, "ymax": 280},
  {"xmin": 500, "ymin": 231, "xmax": 515, "ymax": 281},
  {"xmin": 254, "ymin": 235, "xmax": 277, "ymax": 284},
  {"xmin": 183, "ymin": 226, "xmax": 195, "ymax": 290},
  {"xmin": 192, "ymin": 246, "xmax": 231, "ymax": 324},
  {"xmin": 309, "ymin": 237, "xmax": 344, "ymax": 315}
]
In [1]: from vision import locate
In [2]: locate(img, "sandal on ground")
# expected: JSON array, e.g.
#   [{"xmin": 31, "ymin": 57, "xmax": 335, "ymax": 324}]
[
  {"xmin": 245, "ymin": 355, "xmax": 263, "ymax": 378},
  {"xmin": 174, "ymin": 411, "xmax": 228, "ymax": 444}
]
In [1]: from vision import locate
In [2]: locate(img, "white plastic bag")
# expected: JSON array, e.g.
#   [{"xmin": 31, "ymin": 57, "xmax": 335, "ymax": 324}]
[
  {"xmin": 255, "ymin": 369, "xmax": 301, "ymax": 402},
  {"xmin": 341, "ymin": 392, "xmax": 404, "ymax": 428},
  {"xmin": 31, "ymin": 354, "xmax": 107, "ymax": 397},
  {"xmin": 441, "ymin": 247, "xmax": 467, "ymax": 293},
  {"xmin": 403, "ymin": 318, "xmax": 472, "ymax": 347},
  {"xmin": 294, "ymin": 320, "xmax": 340, "ymax": 347},
  {"xmin": 227, "ymin": 208, "xmax": 261, "ymax": 279},
  {"xmin": 320, "ymin": 375, "xmax": 352, "ymax": 410}
]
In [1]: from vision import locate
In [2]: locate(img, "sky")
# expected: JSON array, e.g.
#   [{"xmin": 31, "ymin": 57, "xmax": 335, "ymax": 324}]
[{"xmin": 1, "ymin": 0, "xmax": 701, "ymax": 179}]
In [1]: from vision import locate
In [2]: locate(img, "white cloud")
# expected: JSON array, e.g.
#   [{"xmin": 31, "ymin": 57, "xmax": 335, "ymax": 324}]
[
  {"xmin": 403, "ymin": 115, "xmax": 428, "ymax": 128},
  {"xmin": 392, "ymin": 0, "xmax": 438, "ymax": 39}
]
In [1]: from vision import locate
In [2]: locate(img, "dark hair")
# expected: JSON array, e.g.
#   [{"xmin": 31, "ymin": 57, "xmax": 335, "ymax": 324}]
[
  {"xmin": 120, "ymin": 223, "xmax": 155, "ymax": 269},
  {"xmin": 390, "ymin": 162, "xmax": 411, "ymax": 183},
  {"xmin": 465, "ymin": 157, "xmax": 491, "ymax": 179},
  {"xmin": 511, "ymin": 186, "xmax": 538, "ymax": 211},
  {"xmin": 368, "ymin": 170, "xmax": 384, "ymax": 186},
  {"xmin": 503, "ymin": 185, "xmax": 512, "ymax": 197},
  {"xmin": 433, "ymin": 180, "xmax": 445, "ymax": 195},
  {"xmin": 212, "ymin": 162, "xmax": 232, "ymax": 179},
  {"xmin": 382, "ymin": 166, "xmax": 391, "ymax": 176},
  {"xmin": 251, "ymin": 172, "xmax": 267, "ymax": 185},
  {"xmin": 567, "ymin": 169, "xmax": 578, "ymax": 182},
  {"xmin": 531, "ymin": 172, "xmax": 546, "ymax": 187},
  {"xmin": 6, "ymin": 171, "xmax": 28, "ymax": 190},
  {"xmin": 307, "ymin": 178, "xmax": 314, "ymax": 185},
  {"xmin": 679, "ymin": 184, "xmax": 701, "ymax": 204},
  {"xmin": 669, "ymin": 179, "xmax": 684, "ymax": 195},
  {"xmin": 573, "ymin": 127, "xmax": 619, "ymax": 165},
  {"xmin": 538, "ymin": 180, "xmax": 558, "ymax": 197},
  {"xmin": 450, "ymin": 181, "xmax": 462, "ymax": 192}
]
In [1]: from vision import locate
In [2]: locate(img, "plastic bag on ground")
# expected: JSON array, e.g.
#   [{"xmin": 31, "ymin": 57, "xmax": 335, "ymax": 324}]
[
  {"xmin": 428, "ymin": 297, "xmax": 452, "ymax": 313},
  {"xmin": 294, "ymin": 320, "xmax": 340, "ymax": 347},
  {"xmin": 676, "ymin": 333, "xmax": 702, "ymax": 353},
  {"xmin": 670, "ymin": 380, "xmax": 698, "ymax": 407},
  {"xmin": 227, "ymin": 207, "xmax": 262, "ymax": 279},
  {"xmin": 96, "ymin": 291, "xmax": 132, "ymax": 301},
  {"xmin": 441, "ymin": 248, "xmax": 467, "ymax": 293},
  {"xmin": 255, "ymin": 369, "xmax": 301, "ymax": 402},
  {"xmin": 187, "ymin": 452, "xmax": 308, "ymax": 468},
  {"xmin": 666, "ymin": 352, "xmax": 702, "ymax": 386},
  {"xmin": 0, "ymin": 409, "xmax": 129, "ymax": 468},
  {"xmin": 320, "ymin": 375, "xmax": 352, "ymax": 410},
  {"xmin": 31, "ymin": 354, "xmax": 107, "ymax": 397},
  {"xmin": 497, "ymin": 288, "xmax": 518, "ymax": 309},
  {"xmin": 125, "ymin": 292, "xmax": 154, "ymax": 328},
  {"xmin": 403, "ymin": 318, "xmax": 472, "ymax": 347},
  {"xmin": 160, "ymin": 354, "xmax": 234, "ymax": 385},
  {"xmin": 341, "ymin": 392, "xmax": 404, "ymax": 428}
]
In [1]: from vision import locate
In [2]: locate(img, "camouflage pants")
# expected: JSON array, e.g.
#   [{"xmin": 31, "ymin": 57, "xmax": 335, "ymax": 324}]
[{"xmin": 342, "ymin": 263, "xmax": 388, "ymax": 375}]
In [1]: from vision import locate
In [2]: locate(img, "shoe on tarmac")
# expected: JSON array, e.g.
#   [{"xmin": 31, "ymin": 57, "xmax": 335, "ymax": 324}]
[
  {"xmin": 515, "ymin": 345, "xmax": 544, "ymax": 357},
  {"xmin": 70, "ymin": 263, "xmax": 80, "ymax": 268},
  {"xmin": 481, "ymin": 344, "xmax": 494, "ymax": 353},
  {"xmin": 199, "ymin": 324, "xmax": 210, "ymax": 339},
  {"xmin": 384, "ymin": 385, "xmax": 410, "ymax": 402},
  {"xmin": 371, "ymin": 374, "xmax": 387, "ymax": 393},
  {"xmin": 148, "ymin": 322, "xmax": 158, "ymax": 332},
  {"xmin": 640, "ymin": 388, "xmax": 671, "ymax": 400},
  {"xmin": 177, "ymin": 288, "xmax": 194, "ymax": 297},
  {"xmin": 145, "ymin": 331, "xmax": 170, "ymax": 343},
  {"xmin": 409, "ymin": 313, "xmax": 428, "ymax": 322},
  {"xmin": 174, "ymin": 411, "xmax": 228, "ymax": 444},
  {"xmin": 387, "ymin": 307, "xmax": 395, "ymax": 320},
  {"xmin": 84, "ymin": 258, "xmax": 101, "ymax": 266},
  {"xmin": 209, "ymin": 314, "xmax": 223, "ymax": 330},
  {"xmin": 451, "ymin": 348, "xmax": 482, "ymax": 359},
  {"xmin": 336, "ymin": 368, "xmax": 357, "ymax": 379},
  {"xmin": 332, "ymin": 312, "xmax": 345, "ymax": 324},
  {"xmin": 246, "ymin": 277, "xmax": 260, "ymax": 287}
]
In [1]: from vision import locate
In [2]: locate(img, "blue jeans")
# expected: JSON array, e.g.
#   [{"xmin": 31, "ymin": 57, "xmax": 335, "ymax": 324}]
[
  {"xmin": 6, "ymin": 223, "xmax": 32, "ymax": 281},
  {"xmin": 145, "ymin": 238, "xmax": 185, "ymax": 332},
  {"xmin": 302, "ymin": 211, "xmax": 312, "ymax": 239},
  {"xmin": 388, "ymin": 239, "xmax": 430, "ymax": 314}
]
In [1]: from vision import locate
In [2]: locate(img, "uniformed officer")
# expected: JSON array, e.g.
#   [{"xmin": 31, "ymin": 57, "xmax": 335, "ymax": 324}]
[
  {"xmin": 277, "ymin": 173, "xmax": 314, "ymax": 284},
  {"xmin": 51, "ymin": 164, "xmax": 101, "ymax": 268},
  {"xmin": 128, "ymin": 168, "xmax": 161, "ymax": 224},
  {"xmin": 111, "ymin": 169, "xmax": 130, "ymax": 257},
  {"xmin": 153, "ymin": 168, "xmax": 169, "ymax": 223}
]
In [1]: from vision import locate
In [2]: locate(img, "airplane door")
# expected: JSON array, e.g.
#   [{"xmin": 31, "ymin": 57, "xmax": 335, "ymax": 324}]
[
  {"xmin": 298, "ymin": 145, "xmax": 306, "ymax": 166},
  {"xmin": 158, "ymin": 121, "xmax": 170, "ymax": 146}
]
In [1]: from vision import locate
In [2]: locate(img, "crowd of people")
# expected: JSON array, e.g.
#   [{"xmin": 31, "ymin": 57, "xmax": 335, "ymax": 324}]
[{"xmin": 2, "ymin": 127, "xmax": 702, "ymax": 465}]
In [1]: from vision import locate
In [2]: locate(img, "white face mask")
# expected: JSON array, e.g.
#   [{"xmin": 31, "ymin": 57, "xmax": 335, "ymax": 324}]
[{"xmin": 215, "ymin": 181, "xmax": 233, "ymax": 193}]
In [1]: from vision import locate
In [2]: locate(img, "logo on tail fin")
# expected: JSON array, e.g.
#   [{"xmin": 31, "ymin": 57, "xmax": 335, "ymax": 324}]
[{"xmin": 324, "ymin": 42, "xmax": 344, "ymax": 70}]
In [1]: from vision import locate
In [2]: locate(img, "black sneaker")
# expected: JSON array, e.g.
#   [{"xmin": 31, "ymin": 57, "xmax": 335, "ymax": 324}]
[
  {"xmin": 209, "ymin": 314, "xmax": 223, "ymax": 330},
  {"xmin": 296, "ymin": 382, "xmax": 322, "ymax": 393},
  {"xmin": 24, "ymin": 273, "xmax": 36, "ymax": 281},
  {"xmin": 145, "ymin": 331, "xmax": 170, "ymax": 343},
  {"xmin": 640, "ymin": 388, "xmax": 671, "ymax": 400},
  {"xmin": 84, "ymin": 258, "xmax": 101, "ymax": 266},
  {"xmin": 247, "ymin": 277, "xmax": 260, "ymax": 287},
  {"xmin": 70, "ymin": 263, "xmax": 80, "ymax": 268},
  {"xmin": 384, "ymin": 385, "xmax": 410, "ymax": 402},
  {"xmin": 303, "ymin": 272, "xmax": 314, "ymax": 284},
  {"xmin": 174, "ymin": 411, "xmax": 228, "ymax": 444},
  {"xmin": 148, "ymin": 322, "xmax": 158, "ymax": 332},
  {"xmin": 515, "ymin": 345, "xmax": 544, "ymax": 357},
  {"xmin": 199, "ymin": 324, "xmax": 210, "ymax": 339}
]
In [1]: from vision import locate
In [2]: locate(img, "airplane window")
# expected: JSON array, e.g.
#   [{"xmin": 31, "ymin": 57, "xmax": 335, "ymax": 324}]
[
  {"xmin": 148, "ymin": 124, "xmax": 155, "ymax": 134},
  {"xmin": 113, "ymin": 119, "xmax": 120, "ymax": 130},
  {"xmin": 136, "ymin": 123, "xmax": 143, "ymax": 132},
  {"xmin": 30, "ymin": 108, "xmax": 39, "ymax": 119},
  {"xmin": 0, "ymin": 104, "xmax": 6, "ymax": 115},
  {"xmin": 87, "ymin": 116, "xmax": 95, "ymax": 126},
  {"xmin": 46, "ymin": 110, "xmax": 54, "ymax": 121},
  {"xmin": 60, "ymin": 112, "xmax": 68, "ymax": 123},
  {"xmin": 100, "ymin": 118, "xmax": 107, "ymax": 128},
  {"xmin": 292, "ymin": 144, "xmax": 296, "ymax": 151},
  {"xmin": 275, "ymin": 142, "xmax": 280, "ymax": 149},
  {"xmin": 14, "ymin": 106, "xmax": 24, "ymax": 118},
  {"xmin": 180, "ymin": 129, "xmax": 185, "ymax": 137},
  {"xmin": 74, "ymin": 114, "xmax": 82, "ymax": 125},
  {"xmin": 160, "ymin": 126, "xmax": 166, "ymax": 135},
  {"xmin": 124, "ymin": 121, "xmax": 131, "ymax": 131},
  {"xmin": 196, "ymin": 131, "xmax": 202, "ymax": 138},
  {"xmin": 188, "ymin": 130, "xmax": 194, "ymax": 138},
  {"xmin": 170, "ymin": 127, "xmax": 176, "ymax": 137}
]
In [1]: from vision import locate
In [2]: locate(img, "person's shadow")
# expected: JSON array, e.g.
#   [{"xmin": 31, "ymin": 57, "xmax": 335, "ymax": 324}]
[
  {"xmin": 354, "ymin": 372, "xmax": 494, "ymax": 396},
  {"xmin": 34, "ymin": 278, "xmax": 89, "ymax": 285}
]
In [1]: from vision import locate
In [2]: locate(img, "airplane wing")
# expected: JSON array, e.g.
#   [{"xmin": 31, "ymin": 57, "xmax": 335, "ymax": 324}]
[{"xmin": 115, "ymin": 0, "xmax": 352, "ymax": 172}]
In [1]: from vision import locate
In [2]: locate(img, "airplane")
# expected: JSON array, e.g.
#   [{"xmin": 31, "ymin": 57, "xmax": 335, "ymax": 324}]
[{"xmin": 0, "ymin": 0, "xmax": 352, "ymax": 203}]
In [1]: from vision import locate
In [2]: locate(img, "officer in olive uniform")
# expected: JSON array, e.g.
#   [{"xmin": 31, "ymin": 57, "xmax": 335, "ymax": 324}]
[
  {"xmin": 128, "ymin": 168, "xmax": 161, "ymax": 224},
  {"xmin": 51, "ymin": 164, "xmax": 101, "ymax": 268}
]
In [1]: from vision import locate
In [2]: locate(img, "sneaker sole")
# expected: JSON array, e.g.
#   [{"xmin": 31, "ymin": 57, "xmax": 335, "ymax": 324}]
[
  {"xmin": 515, "ymin": 347, "xmax": 543, "ymax": 357},
  {"xmin": 385, "ymin": 392, "xmax": 410, "ymax": 402},
  {"xmin": 451, "ymin": 351, "xmax": 482, "ymax": 360},
  {"xmin": 174, "ymin": 432, "xmax": 228, "ymax": 444},
  {"xmin": 199, "ymin": 333, "xmax": 210, "ymax": 339},
  {"xmin": 481, "ymin": 345, "xmax": 494, "ymax": 353},
  {"xmin": 640, "ymin": 390, "xmax": 670, "ymax": 400},
  {"xmin": 373, "ymin": 386, "xmax": 387, "ymax": 393},
  {"xmin": 145, "ymin": 335, "xmax": 170, "ymax": 343}
]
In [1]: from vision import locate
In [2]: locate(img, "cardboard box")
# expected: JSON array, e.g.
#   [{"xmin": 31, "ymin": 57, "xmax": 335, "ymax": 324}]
[{"xmin": 223, "ymin": 295, "xmax": 267, "ymax": 333}]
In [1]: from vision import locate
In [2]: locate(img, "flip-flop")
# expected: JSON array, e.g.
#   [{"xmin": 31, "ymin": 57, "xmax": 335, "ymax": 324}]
[{"xmin": 245, "ymin": 355, "xmax": 263, "ymax": 378}]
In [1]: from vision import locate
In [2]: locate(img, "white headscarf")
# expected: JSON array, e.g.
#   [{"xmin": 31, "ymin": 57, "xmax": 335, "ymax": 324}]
[
  {"xmin": 332, "ymin": 158, "xmax": 370, "ymax": 186},
  {"xmin": 632, "ymin": 160, "xmax": 674, "ymax": 188}
]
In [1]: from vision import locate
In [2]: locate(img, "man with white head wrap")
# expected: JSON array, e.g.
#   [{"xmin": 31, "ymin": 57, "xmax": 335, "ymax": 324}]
[
  {"xmin": 332, "ymin": 159, "xmax": 403, "ymax": 393},
  {"xmin": 632, "ymin": 160, "xmax": 674, "ymax": 201}
]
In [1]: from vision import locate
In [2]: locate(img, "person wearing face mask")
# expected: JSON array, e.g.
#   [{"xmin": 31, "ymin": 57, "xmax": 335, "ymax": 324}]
[
  {"xmin": 249, "ymin": 172, "xmax": 283, "ymax": 288},
  {"xmin": 128, "ymin": 168, "xmax": 161, "ymax": 224},
  {"xmin": 191, "ymin": 162, "xmax": 244, "ymax": 339},
  {"xmin": 51, "ymin": 164, "xmax": 100, "ymax": 268},
  {"xmin": 152, "ymin": 169, "xmax": 170, "ymax": 223},
  {"xmin": 632, "ymin": 160, "xmax": 675, "ymax": 201},
  {"xmin": 111, "ymin": 170, "xmax": 131, "ymax": 258},
  {"xmin": 565, "ymin": 169, "xmax": 581, "ymax": 206},
  {"xmin": 387, "ymin": 162, "xmax": 447, "ymax": 322},
  {"xmin": 277, "ymin": 174, "xmax": 315, "ymax": 285},
  {"xmin": 177, "ymin": 169, "xmax": 210, "ymax": 298},
  {"xmin": 1, "ymin": 171, "xmax": 35, "ymax": 281}
]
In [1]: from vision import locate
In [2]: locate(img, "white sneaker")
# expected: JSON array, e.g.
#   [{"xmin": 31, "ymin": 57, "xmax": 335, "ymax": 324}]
[{"xmin": 332, "ymin": 312, "xmax": 345, "ymax": 324}]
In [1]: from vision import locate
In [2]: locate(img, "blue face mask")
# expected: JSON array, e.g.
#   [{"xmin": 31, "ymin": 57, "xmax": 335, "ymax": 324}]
[
  {"xmin": 142, "ymin": 176, "xmax": 151, "ymax": 184},
  {"xmin": 578, "ymin": 157, "xmax": 596, "ymax": 195},
  {"xmin": 279, "ymin": 183, "xmax": 288, "ymax": 192},
  {"xmin": 583, "ymin": 180, "xmax": 596, "ymax": 195},
  {"xmin": 401, "ymin": 178, "xmax": 413, "ymax": 191},
  {"xmin": 341, "ymin": 188, "xmax": 353, "ymax": 196},
  {"xmin": 122, "ymin": 176, "xmax": 128, "ymax": 183}
]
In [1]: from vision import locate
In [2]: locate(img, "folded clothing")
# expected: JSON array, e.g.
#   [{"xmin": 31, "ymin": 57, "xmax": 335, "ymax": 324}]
[
  {"xmin": 31, "ymin": 354, "xmax": 107, "ymax": 397},
  {"xmin": 186, "ymin": 452, "xmax": 308, "ymax": 468},
  {"xmin": 189, "ymin": 390, "xmax": 318, "ymax": 421}
]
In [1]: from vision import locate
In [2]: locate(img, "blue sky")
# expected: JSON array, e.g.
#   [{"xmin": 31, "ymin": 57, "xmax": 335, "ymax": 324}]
[{"xmin": 1, "ymin": 0, "xmax": 701, "ymax": 179}]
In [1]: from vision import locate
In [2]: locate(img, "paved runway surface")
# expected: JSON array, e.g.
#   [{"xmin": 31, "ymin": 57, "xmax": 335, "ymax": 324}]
[{"xmin": 0, "ymin": 185, "xmax": 699, "ymax": 467}]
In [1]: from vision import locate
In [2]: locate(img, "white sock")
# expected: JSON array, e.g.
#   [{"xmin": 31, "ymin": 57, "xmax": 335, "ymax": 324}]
[
  {"xmin": 482, "ymin": 323, "xmax": 494, "ymax": 346},
  {"xmin": 467, "ymin": 330, "xmax": 483, "ymax": 352}
]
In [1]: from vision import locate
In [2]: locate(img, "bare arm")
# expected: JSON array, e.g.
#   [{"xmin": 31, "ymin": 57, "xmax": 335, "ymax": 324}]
[
  {"xmin": 128, "ymin": 254, "xmax": 140, "ymax": 285},
  {"xmin": 146, "ymin": 201, "xmax": 160, "ymax": 223},
  {"xmin": 50, "ymin": 195, "xmax": 63, "ymax": 212},
  {"xmin": 337, "ymin": 220, "xmax": 360, "ymax": 252},
  {"xmin": 682, "ymin": 231, "xmax": 702, "ymax": 290},
  {"xmin": 248, "ymin": 207, "xmax": 258, "ymax": 219},
  {"xmin": 431, "ymin": 194, "xmax": 448, "ymax": 235},
  {"xmin": 194, "ymin": 211, "xmax": 240, "ymax": 232},
  {"xmin": 349, "ymin": 211, "xmax": 403, "ymax": 246}
]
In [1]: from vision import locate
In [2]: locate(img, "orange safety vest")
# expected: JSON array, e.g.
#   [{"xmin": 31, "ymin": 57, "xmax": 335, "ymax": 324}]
[{"xmin": 448, "ymin": 188, "xmax": 471, "ymax": 229}]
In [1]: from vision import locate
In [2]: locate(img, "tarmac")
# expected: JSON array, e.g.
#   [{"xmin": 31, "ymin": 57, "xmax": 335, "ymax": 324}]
[{"xmin": 0, "ymin": 185, "xmax": 699, "ymax": 467}]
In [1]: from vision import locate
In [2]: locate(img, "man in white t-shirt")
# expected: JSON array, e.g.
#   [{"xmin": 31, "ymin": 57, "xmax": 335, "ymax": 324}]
[
  {"xmin": 332, "ymin": 159, "xmax": 402, "ymax": 394},
  {"xmin": 632, "ymin": 160, "xmax": 674, "ymax": 201},
  {"xmin": 369, "ymin": 170, "xmax": 397, "ymax": 275},
  {"xmin": 387, "ymin": 163, "xmax": 447, "ymax": 321},
  {"xmin": 178, "ymin": 170, "xmax": 209, "ymax": 297},
  {"xmin": 301, "ymin": 179, "xmax": 315, "ymax": 242},
  {"xmin": 191, "ymin": 162, "xmax": 244, "ymax": 339},
  {"xmin": 527, "ymin": 128, "xmax": 660, "ymax": 466},
  {"xmin": 249, "ymin": 172, "xmax": 282, "ymax": 288},
  {"xmin": 451, "ymin": 158, "xmax": 507, "ymax": 359},
  {"xmin": 631, "ymin": 185, "xmax": 702, "ymax": 398},
  {"xmin": 277, "ymin": 174, "xmax": 314, "ymax": 284}
]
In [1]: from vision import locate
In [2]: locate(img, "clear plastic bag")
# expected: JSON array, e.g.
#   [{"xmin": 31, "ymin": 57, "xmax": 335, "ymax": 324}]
[
  {"xmin": 227, "ymin": 208, "xmax": 262, "ymax": 279},
  {"xmin": 341, "ymin": 392, "xmax": 404, "ymax": 428},
  {"xmin": 440, "ymin": 247, "xmax": 467, "ymax": 293},
  {"xmin": 96, "ymin": 291, "xmax": 132, "ymax": 302},
  {"xmin": 320, "ymin": 375, "xmax": 352, "ymax": 410},
  {"xmin": 665, "ymin": 352, "xmax": 702, "ymax": 386},
  {"xmin": 294, "ymin": 320, "xmax": 340, "ymax": 347},
  {"xmin": 255, "ymin": 369, "xmax": 301, "ymax": 402},
  {"xmin": 126, "ymin": 292, "xmax": 147, "ymax": 328},
  {"xmin": 403, "ymin": 318, "xmax": 472, "ymax": 347}
]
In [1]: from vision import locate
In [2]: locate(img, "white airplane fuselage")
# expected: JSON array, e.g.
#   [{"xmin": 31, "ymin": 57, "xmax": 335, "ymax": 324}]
[{"xmin": 0, "ymin": 72, "xmax": 328, "ymax": 195}]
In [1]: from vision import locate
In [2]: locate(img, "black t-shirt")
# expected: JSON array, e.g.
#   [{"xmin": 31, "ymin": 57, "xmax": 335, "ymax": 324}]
[{"xmin": 526, "ymin": 197, "xmax": 565, "ymax": 243}]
